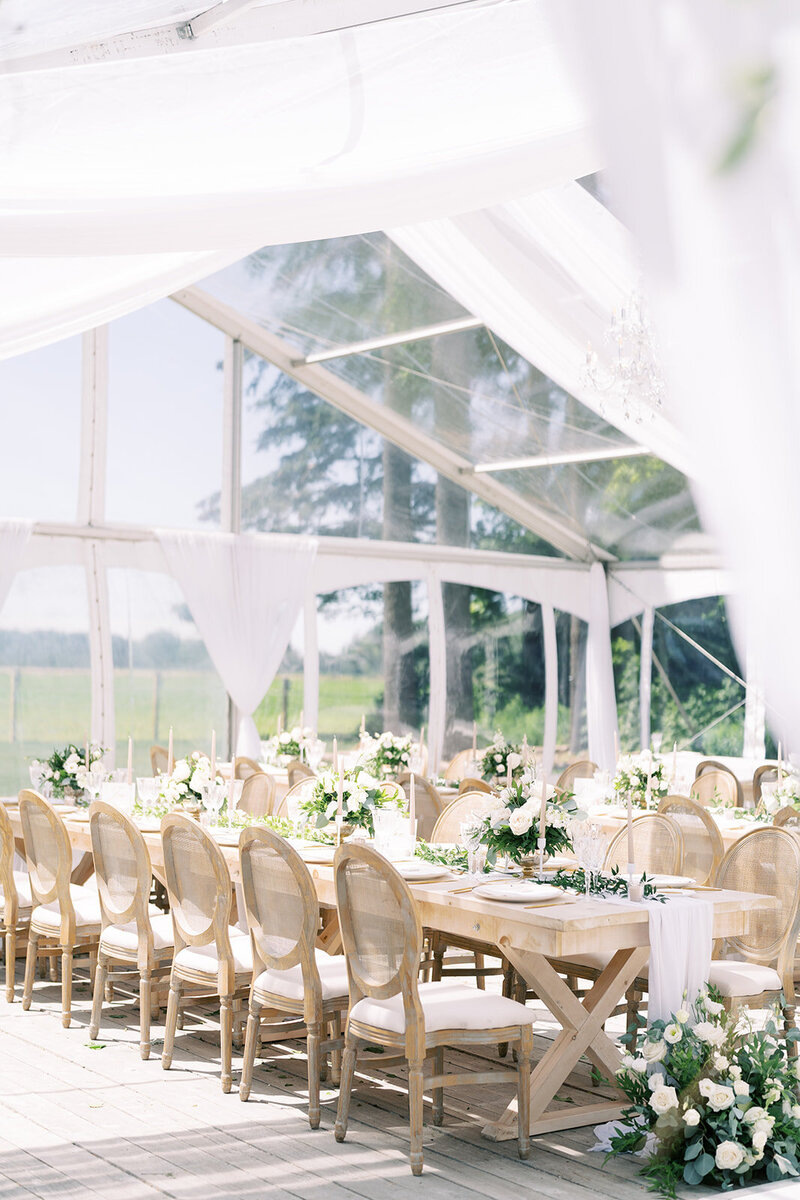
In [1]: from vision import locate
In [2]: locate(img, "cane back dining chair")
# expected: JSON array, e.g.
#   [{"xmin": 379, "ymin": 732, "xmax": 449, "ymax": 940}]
[
  {"xmin": 274, "ymin": 776, "xmax": 319, "ymax": 821},
  {"xmin": 429, "ymin": 791, "xmax": 497, "ymax": 843},
  {"xmin": 88, "ymin": 801, "xmax": 174, "ymax": 1059},
  {"xmin": 234, "ymin": 756, "xmax": 262, "ymax": 782},
  {"xmin": 161, "ymin": 814, "xmax": 252, "ymax": 1092},
  {"xmin": 396, "ymin": 774, "xmax": 444, "ymax": 842},
  {"xmin": 444, "ymin": 748, "xmax": 481, "ymax": 781},
  {"xmin": 150, "ymin": 745, "xmax": 169, "ymax": 775},
  {"xmin": 457, "ymin": 777, "xmax": 493, "ymax": 796},
  {"xmin": 691, "ymin": 765, "xmax": 740, "ymax": 808},
  {"xmin": 603, "ymin": 813, "xmax": 684, "ymax": 876},
  {"xmin": 19, "ymin": 789, "xmax": 102, "ymax": 1027},
  {"xmin": 753, "ymin": 763, "xmax": 780, "ymax": 808},
  {"xmin": 238, "ymin": 827, "xmax": 348, "ymax": 1126},
  {"xmin": 333, "ymin": 843, "xmax": 536, "ymax": 1174},
  {"xmin": 236, "ymin": 772, "xmax": 276, "ymax": 818},
  {"xmin": 0, "ymin": 799, "xmax": 32, "ymax": 1001},
  {"xmin": 657, "ymin": 795, "xmax": 724, "ymax": 886},
  {"xmin": 286, "ymin": 759, "xmax": 315, "ymax": 788},
  {"xmin": 773, "ymin": 806, "xmax": 800, "ymax": 831},
  {"xmin": 555, "ymin": 760, "xmax": 598, "ymax": 792}
]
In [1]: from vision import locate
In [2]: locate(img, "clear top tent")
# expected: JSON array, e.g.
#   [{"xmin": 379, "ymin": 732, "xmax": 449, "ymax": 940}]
[{"xmin": 0, "ymin": 0, "xmax": 780, "ymax": 787}]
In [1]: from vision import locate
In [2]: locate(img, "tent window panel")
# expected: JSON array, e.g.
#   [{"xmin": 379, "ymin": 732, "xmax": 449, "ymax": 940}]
[
  {"xmin": 555, "ymin": 609, "xmax": 588, "ymax": 769},
  {"xmin": 106, "ymin": 300, "xmax": 225, "ymax": 529},
  {"xmin": 253, "ymin": 611, "xmax": 304, "ymax": 740},
  {"xmin": 0, "ymin": 566, "xmax": 90, "ymax": 793},
  {"xmin": 612, "ymin": 618, "xmax": 642, "ymax": 753},
  {"xmin": 442, "ymin": 586, "xmax": 546, "ymax": 765},
  {"xmin": 0, "ymin": 337, "xmax": 81, "ymax": 522},
  {"xmin": 650, "ymin": 597, "xmax": 745, "ymax": 757},
  {"xmin": 108, "ymin": 568, "xmax": 228, "ymax": 773}
]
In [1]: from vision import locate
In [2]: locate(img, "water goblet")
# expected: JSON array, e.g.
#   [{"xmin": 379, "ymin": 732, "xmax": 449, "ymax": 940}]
[
  {"xmin": 85, "ymin": 762, "xmax": 106, "ymax": 806},
  {"xmin": 306, "ymin": 739, "xmax": 325, "ymax": 772},
  {"xmin": 136, "ymin": 776, "xmax": 159, "ymax": 814},
  {"xmin": 203, "ymin": 782, "xmax": 226, "ymax": 828},
  {"xmin": 29, "ymin": 761, "xmax": 44, "ymax": 790}
]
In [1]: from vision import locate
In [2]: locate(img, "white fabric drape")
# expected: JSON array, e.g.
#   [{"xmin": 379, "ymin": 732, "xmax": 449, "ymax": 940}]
[
  {"xmin": 565, "ymin": 0, "xmax": 800, "ymax": 747},
  {"xmin": 0, "ymin": 520, "xmax": 32, "ymax": 611},
  {"xmin": 646, "ymin": 896, "xmax": 713, "ymax": 1022},
  {"xmin": 586, "ymin": 563, "xmax": 619, "ymax": 771},
  {"xmin": 157, "ymin": 531, "xmax": 317, "ymax": 759}
]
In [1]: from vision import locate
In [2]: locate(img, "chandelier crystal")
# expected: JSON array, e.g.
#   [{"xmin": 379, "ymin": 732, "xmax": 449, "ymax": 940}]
[{"xmin": 584, "ymin": 290, "xmax": 665, "ymax": 422}]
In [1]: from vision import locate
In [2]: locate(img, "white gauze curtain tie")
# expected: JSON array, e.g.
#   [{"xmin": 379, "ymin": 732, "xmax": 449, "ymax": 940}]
[{"xmin": 157, "ymin": 531, "xmax": 317, "ymax": 759}]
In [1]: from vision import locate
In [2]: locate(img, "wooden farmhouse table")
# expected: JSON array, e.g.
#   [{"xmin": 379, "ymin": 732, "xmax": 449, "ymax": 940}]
[{"xmin": 8, "ymin": 804, "xmax": 778, "ymax": 1143}]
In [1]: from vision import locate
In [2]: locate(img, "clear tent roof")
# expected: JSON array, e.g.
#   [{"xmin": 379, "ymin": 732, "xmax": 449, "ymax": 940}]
[{"xmin": 198, "ymin": 233, "xmax": 701, "ymax": 563}]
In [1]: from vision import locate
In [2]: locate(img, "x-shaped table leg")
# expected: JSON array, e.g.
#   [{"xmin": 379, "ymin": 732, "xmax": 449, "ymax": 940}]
[{"xmin": 482, "ymin": 942, "xmax": 650, "ymax": 1140}]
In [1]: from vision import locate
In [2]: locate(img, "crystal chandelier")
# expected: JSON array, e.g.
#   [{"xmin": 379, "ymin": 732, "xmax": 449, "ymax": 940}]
[{"xmin": 584, "ymin": 290, "xmax": 665, "ymax": 422}]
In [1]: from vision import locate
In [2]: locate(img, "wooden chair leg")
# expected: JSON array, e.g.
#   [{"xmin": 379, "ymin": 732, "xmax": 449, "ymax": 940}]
[
  {"xmin": 22, "ymin": 934, "xmax": 38, "ymax": 1010},
  {"xmin": 307, "ymin": 1020, "xmax": 321, "ymax": 1129},
  {"xmin": 49, "ymin": 952, "xmax": 58, "ymax": 983},
  {"xmin": 516, "ymin": 1027, "xmax": 532, "ymax": 1160},
  {"xmin": 162, "ymin": 978, "xmax": 182, "ymax": 1070},
  {"xmin": 60, "ymin": 946, "xmax": 73, "ymax": 1029},
  {"xmin": 499, "ymin": 962, "xmax": 513, "ymax": 1058},
  {"xmin": 408, "ymin": 1056, "xmax": 425, "ymax": 1176},
  {"xmin": 220, "ymin": 994, "xmax": 233, "ymax": 1094},
  {"xmin": 329, "ymin": 1011, "xmax": 342, "ymax": 1085},
  {"xmin": 474, "ymin": 952, "xmax": 486, "ymax": 991},
  {"xmin": 432, "ymin": 1046, "xmax": 444, "ymax": 1126},
  {"xmin": 89, "ymin": 957, "xmax": 107, "ymax": 1039},
  {"xmin": 334, "ymin": 1035, "xmax": 357, "ymax": 1143},
  {"xmin": 626, "ymin": 987, "xmax": 642, "ymax": 1054},
  {"xmin": 240, "ymin": 999, "xmax": 260, "ymax": 1102},
  {"xmin": 139, "ymin": 972, "xmax": 152, "ymax": 1061},
  {"xmin": 431, "ymin": 938, "xmax": 444, "ymax": 983},
  {"xmin": 784, "ymin": 1002, "xmax": 798, "ymax": 1061},
  {"xmin": 5, "ymin": 929, "xmax": 16, "ymax": 1002}
]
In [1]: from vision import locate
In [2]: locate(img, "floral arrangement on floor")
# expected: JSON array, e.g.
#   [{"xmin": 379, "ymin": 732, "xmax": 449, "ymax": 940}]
[
  {"xmin": 358, "ymin": 731, "xmax": 413, "ymax": 778},
  {"xmin": 472, "ymin": 769, "xmax": 580, "ymax": 864},
  {"xmin": 158, "ymin": 752, "xmax": 222, "ymax": 807},
  {"xmin": 607, "ymin": 989, "xmax": 800, "ymax": 1196},
  {"xmin": 613, "ymin": 753, "xmax": 668, "ymax": 810},
  {"xmin": 32, "ymin": 743, "xmax": 105, "ymax": 799},
  {"xmin": 268, "ymin": 726, "xmax": 314, "ymax": 761},
  {"xmin": 298, "ymin": 768, "xmax": 404, "ymax": 836},
  {"xmin": 479, "ymin": 731, "xmax": 523, "ymax": 783}
]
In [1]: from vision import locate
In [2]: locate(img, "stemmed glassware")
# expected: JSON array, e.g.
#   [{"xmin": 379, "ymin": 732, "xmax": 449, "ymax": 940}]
[
  {"xmin": 85, "ymin": 761, "xmax": 106, "ymax": 806},
  {"xmin": 306, "ymin": 739, "xmax": 325, "ymax": 772},
  {"xmin": 460, "ymin": 816, "xmax": 486, "ymax": 879},
  {"xmin": 136, "ymin": 777, "xmax": 159, "ymax": 814},
  {"xmin": 572, "ymin": 822, "xmax": 607, "ymax": 897},
  {"xmin": 202, "ymin": 782, "xmax": 226, "ymax": 828}
]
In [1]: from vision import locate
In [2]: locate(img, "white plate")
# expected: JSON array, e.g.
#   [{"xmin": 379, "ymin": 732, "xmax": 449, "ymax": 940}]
[
  {"xmin": 472, "ymin": 881, "xmax": 565, "ymax": 904},
  {"xmin": 647, "ymin": 874, "xmax": 697, "ymax": 889},
  {"xmin": 393, "ymin": 860, "xmax": 451, "ymax": 882}
]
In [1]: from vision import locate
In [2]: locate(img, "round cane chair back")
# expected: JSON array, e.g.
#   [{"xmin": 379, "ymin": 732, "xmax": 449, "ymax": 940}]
[
  {"xmin": 150, "ymin": 745, "xmax": 168, "ymax": 775},
  {"xmin": 0, "ymin": 800, "xmax": 19, "ymax": 928},
  {"xmin": 458, "ymin": 777, "xmax": 492, "ymax": 795},
  {"xmin": 753, "ymin": 764, "xmax": 779, "ymax": 807},
  {"xmin": 556, "ymin": 760, "xmax": 598, "ymax": 791},
  {"xmin": 334, "ymin": 843, "xmax": 422, "ymax": 1007},
  {"xmin": 714, "ymin": 827, "xmax": 800, "ymax": 967},
  {"xmin": 18, "ymin": 789, "xmax": 73, "ymax": 915},
  {"xmin": 287, "ymin": 760, "xmax": 315, "ymax": 788},
  {"xmin": 444, "ymin": 749, "xmax": 481, "ymax": 782},
  {"xmin": 90, "ymin": 802, "xmax": 154, "ymax": 944},
  {"xmin": 239, "ymin": 827, "xmax": 319, "ymax": 986},
  {"xmin": 396, "ymin": 774, "xmax": 441, "ymax": 841},
  {"xmin": 237, "ymin": 772, "xmax": 276, "ymax": 818},
  {"xmin": 657, "ymin": 795, "xmax": 723, "ymax": 885},
  {"xmin": 773, "ymin": 806, "xmax": 800, "ymax": 831},
  {"xmin": 690, "ymin": 768, "xmax": 739, "ymax": 809},
  {"xmin": 694, "ymin": 760, "xmax": 742, "ymax": 806},
  {"xmin": 604, "ymin": 813, "xmax": 684, "ymax": 875},
  {"xmin": 161, "ymin": 814, "xmax": 233, "ymax": 956},
  {"xmin": 274, "ymin": 776, "xmax": 319, "ymax": 820},
  {"xmin": 430, "ymin": 791, "xmax": 497, "ymax": 843},
  {"xmin": 234, "ymin": 756, "xmax": 262, "ymax": 782}
]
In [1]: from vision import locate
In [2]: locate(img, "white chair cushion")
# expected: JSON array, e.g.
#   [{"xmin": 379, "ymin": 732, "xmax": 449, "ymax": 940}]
[
  {"xmin": 0, "ymin": 870, "xmax": 33, "ymax": 911},
  {"xmin": 173, "ymin": 931, "xmax": 252, "ymax": 977},
  {"xmin": 349, "ymin": 980, "xmax": 537, "ymax": 1036},
  {"xmin": 32, "ymin": 884, "xmax": 102, "ymax": 933},
  {"xmin": 100, "ymin": 912, "xmax": 174, "ymax": 956},
  {"xmin": 708, "ymin": 960, "xmax": 782, "ymax": 998},
  {"xmin": 254, "ymin": 948, "xmax": 348, "ymax": 1004},
  {"xmin": 557, "ymin": 951, "xmax": 613, "ymax": 973}
]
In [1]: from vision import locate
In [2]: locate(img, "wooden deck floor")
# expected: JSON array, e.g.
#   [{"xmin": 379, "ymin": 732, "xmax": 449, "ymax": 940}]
[{"xmin": 0, "ymin": 961, "xmax": 791, "ymax": 1200}]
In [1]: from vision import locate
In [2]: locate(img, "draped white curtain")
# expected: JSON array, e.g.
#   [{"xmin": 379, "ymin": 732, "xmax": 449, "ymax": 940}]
[
  {"xmin": 0, "ymin": 520, "xmax": 32, "ymax": 611},
  {"xmin": 566, "ymin": 0, "xmax": 800, "ymax": 746},
  {"xmin": 157, "ymin": 531, "xmax": 317, "ymax": 758},
  {"xmin": 586, "ymin": 563, "xmax": 619, "ymax": 770}
]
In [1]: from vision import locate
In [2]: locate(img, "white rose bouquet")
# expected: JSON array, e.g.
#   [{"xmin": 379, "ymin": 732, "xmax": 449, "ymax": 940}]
[
  {"xmin": 761, "ymin": 774, "xmax": 800, "ymax": 816},
  {"xmin": 299, "ymin": 769, "xmax": 404, "ymax": 836},
  {"xmin": 33, "ymin": 742, "xmax": 104, "ymax": 799},
  {"xmin": 478, "ymin": 731, "xmax": 524, "ymax": 783},
  {"xmin": 358, "ymin": 731, "xmax": 413, "ymax": 778},
  {"xmin": 613, "ymin": 753, "xmax": 668, "ymax": 810},
  {"xmin": 268, "ymin": 726, "xmax": 314, "ymax": 762},
  {"xmin": 473, "ymin": 768, "xmax": 579, "ymax": 864},
  {"xmin": 607, "ymin": 989, "xmax": 800, "ymax": 1195},
  {"xmin": 158, "ymin": 752, "xmax": 222, "ymax": 807}
]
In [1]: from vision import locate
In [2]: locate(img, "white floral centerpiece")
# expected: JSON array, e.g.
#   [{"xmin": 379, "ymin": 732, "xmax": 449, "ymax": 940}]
[
  {"xmin": 473, "ymin": 768, "xmax": 581, "ymax": 865},
  {"xmin": 158, "ymin": 752, "xmax": 222, "ymax": 807},
  {"xmin": 358, "ymin": 731, "xmax": 413, "ymax": 778},
  {"xmin": 607, "ymin": 989, "xmax": 800, "ymax": 1196},
  {"xmin": 613, "ymin": 753, "xmax": 668, "ymax": 810},
  {"xmin": 760, "ymin": 774, "xmax": 800, "ymax": 816},
  {"xmin": 478, "ymin": 731, "xmax": 523, "ymax": 783},
  {"xmin": 298, "ymin": 768, "xmax": 404, "ymax": 836},
  {"xmin": 32, "ymin": 743, "xmax": 104, "ymax": 799},
  {"xmin": 268, "ymin": 725, "xmax": 314, "ymax": 763}
]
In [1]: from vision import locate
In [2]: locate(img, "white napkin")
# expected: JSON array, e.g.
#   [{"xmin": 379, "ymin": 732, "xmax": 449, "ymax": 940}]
[{"xmin": 646, "ymin": 895, "xmax": 712, "ymax": 1021}]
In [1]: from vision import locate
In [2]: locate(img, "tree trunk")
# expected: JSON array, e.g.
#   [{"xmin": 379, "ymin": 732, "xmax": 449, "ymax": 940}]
[
  {"xmin": 382, "ymin": 440, "xmax": 416, "ymax": 731},
  {"xmin": 437, "ymin": 476, "xmax": 472, "ymax": 757}
]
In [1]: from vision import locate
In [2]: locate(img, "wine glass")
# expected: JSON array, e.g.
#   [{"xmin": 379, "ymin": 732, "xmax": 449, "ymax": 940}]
[
  {"xmin": 85, "ymin": 761, "xmax": 106, "ymax": 806},
  {"xmin": 136, "ymin": 777, "xmax": 158, "ymax": 814},
  {"xmin": 203, "ymin": 782, "xmax": 226, "ymax": 828},
  {"xmin": 574, "ymin": 822, "xmax": 607, "ymax": 897},
  {"xmin": 306, "ymin": 739, "xmax": 325, "ymax": 772},
  {"xmin": 29, "ymin": 761, "xmax": 44, "ymax": 790}
]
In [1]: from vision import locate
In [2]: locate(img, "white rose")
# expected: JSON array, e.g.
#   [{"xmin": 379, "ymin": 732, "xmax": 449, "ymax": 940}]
[
  {"xmin": 715, "ymin": 1141, "xmax": 745, "ymax": 1171},
  {"xmin": 792, "ymin": 1104, "xmax": 800, "ymax": 1120},
  {"xmin": 751, "ymin": 1129, "xmax": 768, "ymax": 1152},
  {"xmin": 753, "ymin": 1118, "xmax": 775, "ymax": 1137},
  {"xmin": 632, "ymin": 1057, "xmax": 647, "ymax": 1073},
  {"xmin": 675, "ymin": 1008, "xmax": 690, "ymax": 1024},
  {"xmin": 729, "ymin": 1064, "xmax": 742, "ymax": 1080},
  {"xmin": 648, "ymin": 1073, "xmax": 665, "ymax": 1091},
  {"xmin": 507, "ymin": 752, "xmax": 522, "ymax": 771},
  {"xmin": 683, "ymin": 1108, "xmax": 700, "ymax": 1126},
  {"xmin": 713, "ymin": 1054, "xmax": 729, "ymax": 1071},
  {"xmin": 743, "ymin": 1106, "xmax": 770, "ymax": 1126},
  {"xmin": 707, "ymin": 1086, "xmax": 736, "ymax": 1113},
  {"xmin": 699, "ymin": 1078, "xmax": 715, "ymax": 1098},
  {"xmin": 734, "ymin": 1080, "xmax": 750, "ymax": 1096},
  {"xmin": 620, "ymin": 1054, "xmax": 635, "ymax": 1069},
  {"xmin": 64, "ymin": 753, "xmax": 80, "ymax": 773},
  {"xmin": 765, "ymin": 1087, "xmax": 781, "ymax": 1106},
  {"xmin": 173, "ymin": 760, "xmax": 191, "ymax": 783},
  {"xmin": 509, "ymin": 808, "xmax": 534, "ymax": 836},
  {"xmin": 703, "ymin": 998, "xmax": 724, "ymax": 1016},
  {"xmin": 641, "ymin": 1039, "xmax": 667, "ymax": 1064},
  {"xmin": 664, "ymin": 1023, "xmax": 682, "ymax": 1044},
  {"xmin": 490, "ymin": 807, "xmax": 512, "ymax": 829},
  {"xmin": 694, "ymin": 1021, "xmax": 725, "ymax": 1047},
  {"xmin": 650, "ymin": 1086, "xmax": 679, "ymax": 1116}
]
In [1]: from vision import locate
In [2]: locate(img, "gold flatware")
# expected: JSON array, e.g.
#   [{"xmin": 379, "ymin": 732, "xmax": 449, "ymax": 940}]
[{"xmin": 448, "ymin": 885, "xmax": 476, "ymax": 894}]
